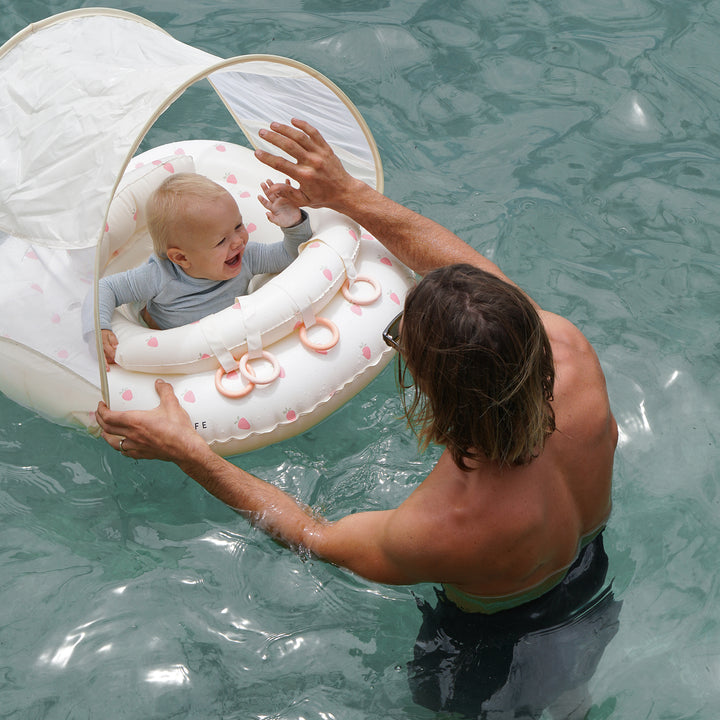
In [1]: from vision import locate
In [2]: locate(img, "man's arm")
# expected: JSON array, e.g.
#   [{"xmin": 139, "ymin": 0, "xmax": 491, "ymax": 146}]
[
  {"xmin": 256, "ymin": 119, "xmax": 514, "ymax": 284},
  {"xmin": 96, "ymin": 379, "xmax": 424, "ymax": 585}
]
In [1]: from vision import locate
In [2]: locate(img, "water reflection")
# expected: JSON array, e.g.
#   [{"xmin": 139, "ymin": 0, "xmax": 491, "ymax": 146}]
[
  {"xmin": 145, "ymin": 665, "xmax": 190, "ymax": 685},
  {"xmin": 40, "ymin": 630, "xmax": 86, "ymax": 670}
]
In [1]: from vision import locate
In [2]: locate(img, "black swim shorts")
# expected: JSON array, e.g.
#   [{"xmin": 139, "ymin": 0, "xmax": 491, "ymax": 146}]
[{"xmin": 408, "ymin": 533, "xmax": 622, "ymax": 719}]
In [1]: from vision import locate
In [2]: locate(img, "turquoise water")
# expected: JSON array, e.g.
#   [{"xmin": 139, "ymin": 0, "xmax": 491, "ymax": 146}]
[{"xmin": 2, "ymin": 1, "xmax": 719, "ymax": 718}]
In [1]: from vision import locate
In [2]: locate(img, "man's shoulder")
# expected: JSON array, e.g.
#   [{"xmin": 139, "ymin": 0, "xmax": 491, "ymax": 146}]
[
  {"xmin": 542, "ymin": 312, "xmax": 614, "ymax": 444},
  {"xmin": 540, "ymin": 310, "xmax": 594, "ymax": 354},
  {"xmin": 542, "ymin": 310, "xmax": 606, "ymax": 395}
]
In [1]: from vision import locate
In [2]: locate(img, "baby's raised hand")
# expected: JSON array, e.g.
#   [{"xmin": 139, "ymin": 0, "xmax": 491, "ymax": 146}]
[{"xmin": 259, "ymin": 179, "xmax": 303, "ymax": 228}]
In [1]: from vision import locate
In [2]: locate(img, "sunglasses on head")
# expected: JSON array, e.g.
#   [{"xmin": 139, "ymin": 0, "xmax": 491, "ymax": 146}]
[{"xmin": 382, "ymin": 311, "xmax": 403, "ymax": 351}]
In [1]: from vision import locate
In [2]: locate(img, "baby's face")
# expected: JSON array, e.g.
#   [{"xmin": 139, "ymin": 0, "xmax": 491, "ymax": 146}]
[{"xmin": 172, "ymin": 192, "xmax": 249, "ymax": 281}]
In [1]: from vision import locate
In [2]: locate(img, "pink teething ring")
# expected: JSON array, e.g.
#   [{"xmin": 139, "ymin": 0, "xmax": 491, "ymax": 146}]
[
  {"xmin": 215, "ymin": 365, "xmax": 254, "ymax": 398},
  {"xmin": 239, "ymin": 350, "xmax": 280, "ymax": 386},
  {"xmin": 341, "ymin": 276, "xmax": 381, "ymax": 306},
  {"xmin": 299, "ymin": 316, "xmax": 339, "ymax": 352}
]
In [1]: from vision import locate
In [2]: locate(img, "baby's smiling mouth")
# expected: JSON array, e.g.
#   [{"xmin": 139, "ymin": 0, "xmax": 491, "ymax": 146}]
[{"xmin": 225, "ymin": 252, "xmax": 241, "ymax": 268}]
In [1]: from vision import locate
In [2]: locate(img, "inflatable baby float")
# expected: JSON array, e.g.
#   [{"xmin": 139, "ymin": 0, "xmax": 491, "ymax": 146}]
[{"xmin": 0, "ymin": 9, "xmax": 414, "ymax": 455}]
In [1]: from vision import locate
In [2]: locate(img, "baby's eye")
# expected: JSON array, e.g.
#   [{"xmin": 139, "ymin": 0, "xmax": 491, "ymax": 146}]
[{"xmin": 235, "ymin": 223, "xmax": 244, "ymax": 231}]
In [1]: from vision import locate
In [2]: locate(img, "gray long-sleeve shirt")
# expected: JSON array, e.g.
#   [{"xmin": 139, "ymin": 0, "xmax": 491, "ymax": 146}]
[{"xmin": 83, "ymin": 213, "xmax": 311, "ymax": 336}]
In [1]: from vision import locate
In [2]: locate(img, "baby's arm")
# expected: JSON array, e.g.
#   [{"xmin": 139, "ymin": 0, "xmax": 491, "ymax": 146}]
[
  {"xmin": 94, "ymin": 262, "xmax": 164, "ymax": 366},
  {"xmin": 259, "ymin": 179, "xmax": 303, "ymax": 228},
  {"xmin": 95, "ymin": 274, "xmax": 130, "ymax": 366},
  {"xmin": 81, "ymin": 287, "xmax": 118, "ymax": 368}
]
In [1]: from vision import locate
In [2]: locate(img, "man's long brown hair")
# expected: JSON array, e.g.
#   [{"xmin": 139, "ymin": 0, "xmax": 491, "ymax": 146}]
[{"xmin": 398, "ymin": 264, "xmax": 556, "ymax": 469}]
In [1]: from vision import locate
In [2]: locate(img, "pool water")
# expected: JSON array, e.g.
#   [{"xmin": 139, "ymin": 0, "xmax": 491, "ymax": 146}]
[{"xmin": 2, "ymin": 1, "xmax": 719, "ymax": 718}]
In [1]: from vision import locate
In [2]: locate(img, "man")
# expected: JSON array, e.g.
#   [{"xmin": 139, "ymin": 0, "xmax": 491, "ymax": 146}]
[{"xmin": 97, "ymin": 120, "xmax": 620, "ymax": 717}]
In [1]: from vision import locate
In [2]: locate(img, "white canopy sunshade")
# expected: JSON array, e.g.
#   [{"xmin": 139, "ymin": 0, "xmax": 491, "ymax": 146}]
[{"xmin": 0, "ymin": 8, "xmax": 382, "ymax": 250}]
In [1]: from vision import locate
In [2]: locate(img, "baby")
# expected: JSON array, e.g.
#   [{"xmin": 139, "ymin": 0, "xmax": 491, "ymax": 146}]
[{"xmin": 84, "ymin": 173, "xmax": 311, "ymax": 365}]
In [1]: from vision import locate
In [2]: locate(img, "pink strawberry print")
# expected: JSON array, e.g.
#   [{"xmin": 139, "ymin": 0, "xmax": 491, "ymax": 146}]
[
  {"xmin": 225, "ymin": 174, "xmax": 238, "ymax": 184},
  {"xmin": 349, "ymin": 229, "xmax": 358, "ymax": 241},
  {"xmin": 152, "ymin": 159, "xmax": 162, "ymax": 166},
  {"xmin": 239, "ymin": 191, "xmax": 251, "ymax": 199},
  {"xmin": 286, "ymin": 409, "xmax": 297, "ymax": 421},
  {"xmin": 25, "ymin": 249, "xmax": 38, "ymax": 260},
  {"xmin": 362, "ymin": 345, "xmax": 371, "ymax": 360},
  {"xmin": 351, "ymin": 304, "xmax": 362, "ymax": 316},
  {"xmin": 163, "ymin": 162, "xmax": 175, "ymax": 173},
  {"xmin": 183, "ymin": 390, "xmax": 196, "ymax": 403},
  {"xmin": 390, "ymin": 292, "xmax": 400, "ymax": 305},
  {"xmin": 237, "ymin": 417, "xmax": 251, "ymax": 430},
  {"xmin": 57, "ymin": 349, "xmax": 69, "ymax": 360},
  {"xmin": 362, "ymin": 233, "xmax": 374, "ymax": 241},
  {"xmin": 216, "ymin": 144, "xmax": 227, "ymax": 152},
  {"xmin": 200, "ymin": 353, "xmax": 211, "ymax": 360},
  {"xmin": 51, "ymin": 313, "xmax": 61, "ymax": 324},
  {"xmin": 105, "ymin": 223, "xmax": 110, "ymax": 233},
  {"xmin": 323, "ymin": 268, "xmax": 333, "ymax": 281},
  {"xmin": 30, "ymin": 283, "xmax": 43, "ymax": 293},
  {"xmin": 309, "ymin": 241, "xmax": 321, "ymax": 248},
  {"xmin": 174, "ymin": 147, "xmax": 185, "ymax": 155},
  {"xmin": 147, "ymin": 336, "xmax": 159, "ymax": 347},
  {"xmin": 121, "ymin": 388, "xmax": 133, "ymax": 401},
  {"xmin": 279, "ymin": 366, "xmax": 286, "ymax": 379},
  {"xmin": 247, "ymin": 223, "xmax": 257, "ymax": 233},
  {"xmin": 381, "ymin": 257, "xmax": 392, "ymax": 266}
]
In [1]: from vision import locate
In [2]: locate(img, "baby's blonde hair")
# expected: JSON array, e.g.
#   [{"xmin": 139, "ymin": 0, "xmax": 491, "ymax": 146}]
[{"xmin": 146, "ymin": 173, "xmax": 231, "ymax": 258}]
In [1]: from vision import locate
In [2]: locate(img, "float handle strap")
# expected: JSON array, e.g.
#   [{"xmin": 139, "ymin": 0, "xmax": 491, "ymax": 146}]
[
  {"xmin": 274, "ymin": 284, "xmax": 317, "ymax": 328},
  {"xmin": 236, "ymin": 297, "xmax": 264, "ymax": 358},
  {"xmin": 308, "ymin": 236, "xmax": 359, "ymax": 286},
  {"xmin": 198, "ymin": 313, "xmax": 240, "ymax": 373},
  {"xmin": 344, "ymin": 258, "xmax": 358, "ymax": 285}
]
